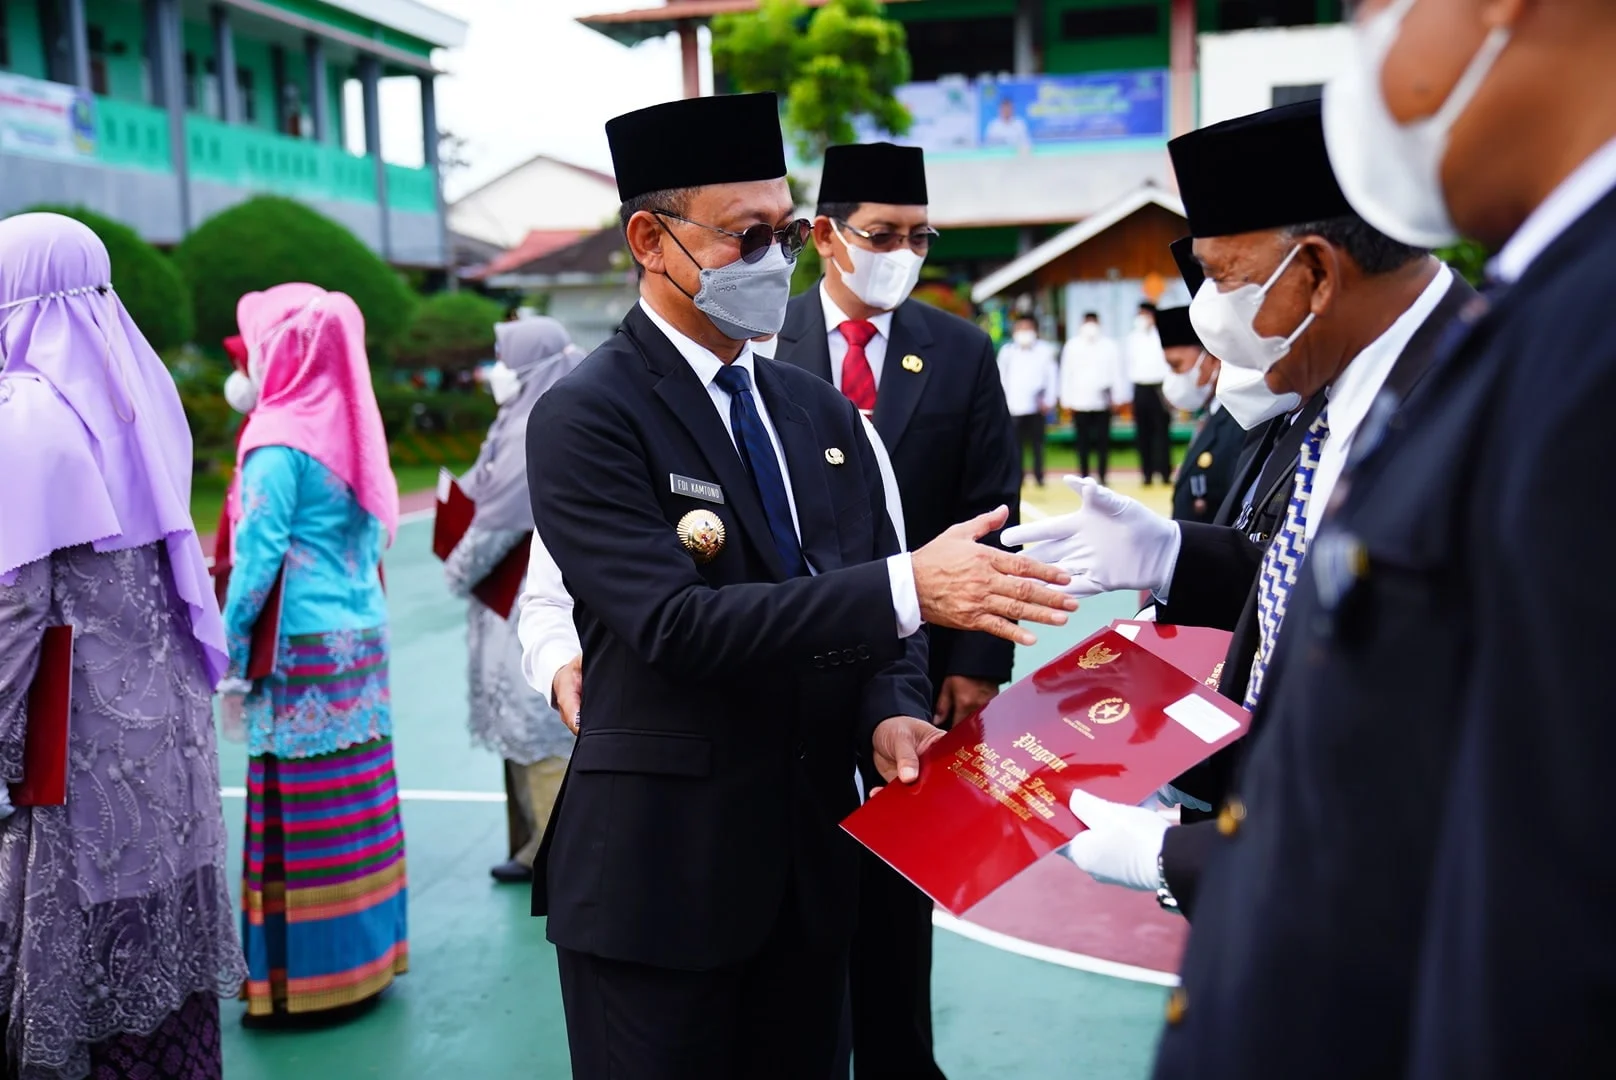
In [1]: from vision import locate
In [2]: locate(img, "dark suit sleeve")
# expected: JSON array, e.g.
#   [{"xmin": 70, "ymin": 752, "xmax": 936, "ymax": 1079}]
[
  {"xmin": 941, "ymin": 329, "xmax": 1022, "ymax": 685},
  {"xmin": 853, "ymin": 416, "xmax": 931, "ymax": 757},
  {"xmin": 1154, "ymin": 522, "xmax": 1265, "ymax": 631},
  {"xmin": 1159, "ymin": 820, "xmax": 1222, "ymax": 922},
  {"xmin": 528, "ymin": 383, "xmax": 908, "ymax": 684}
]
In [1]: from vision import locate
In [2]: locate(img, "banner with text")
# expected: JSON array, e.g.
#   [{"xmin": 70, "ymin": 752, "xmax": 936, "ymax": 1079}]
[{"xmin": 0, "ymin": 73, "xmax": 96, "ymax": 161}]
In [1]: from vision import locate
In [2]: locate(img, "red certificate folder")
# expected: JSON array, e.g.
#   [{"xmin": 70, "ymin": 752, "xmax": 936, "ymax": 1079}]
[
  {"xmin": 841, "ymin": 627, "xmax": 1249, "ymax": 916},
  {"xmin": 1109, "ymin": 620, "xmax": 1231, "ymax": 691},
  {"xmin": 432, "ymin": 469, "xmax": 530, "ymax": 620},
  {"xmin": 245, "ymin": 567, "xmax": 284, "ymax": 681},
  {"xmin": 11, "ymin": 626, "xmax": 74, "ymax": 806}
]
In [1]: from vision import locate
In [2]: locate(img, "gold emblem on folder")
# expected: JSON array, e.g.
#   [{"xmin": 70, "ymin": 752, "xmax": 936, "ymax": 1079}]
[
  {"xmin": 1088, "ymin": 697, "xmax": 1130, "ymax": 725},
  {"xmin": 825, "ymin": 447, "xmax": 845, "ymax": 466},
  {"xmin": 676, "ymin": 509, "xmax": 726, "ymax": 564},
  {"xmin": 1076, "ymin": 642, "xmax": 1120, "ymax": 669},
  {"xmin": 901, "ymin": 354, "xmax": 924, "ymax": 373}
]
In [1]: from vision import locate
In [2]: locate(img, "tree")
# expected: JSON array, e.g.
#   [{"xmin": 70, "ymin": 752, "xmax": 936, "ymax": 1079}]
[
  {"xmin": 392, "ymin": 290, "xmax": 505, "ymax": 369},
  {"xmin": 21, "ymin": 204, "xmax": 195, "ymax": 353},
  {"xmin": 1435, "ymin": 239, "xmax": 1488, "ymax": 286},
  {"xmin": 712, "ymin": 0, "xmax": 912, "ymax": 161},
  {"xmin": 173, "ymin": 196, "xmax": 417, "ymax": 359}
]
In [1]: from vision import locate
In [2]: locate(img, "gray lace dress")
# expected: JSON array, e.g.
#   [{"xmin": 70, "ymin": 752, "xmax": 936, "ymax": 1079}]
[{"xmin": 0, "ymin": 544, "xmax": 246, "ymax": 1079}]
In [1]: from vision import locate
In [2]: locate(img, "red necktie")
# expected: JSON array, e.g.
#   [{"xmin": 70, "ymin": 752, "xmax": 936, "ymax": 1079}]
[{"xmin": 838, "ymin": 319, "xmax": 879, "ymax": 414}]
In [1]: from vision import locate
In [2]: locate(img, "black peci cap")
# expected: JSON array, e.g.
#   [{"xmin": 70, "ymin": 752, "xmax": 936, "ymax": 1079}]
[
  {"xmin": 1170, "ymin": 236, "xmax": 1204, "ymax": 294},
  {"xmin": 817, "ymin": 142, "xmax": 929, "ymax": 206},
  {"xmin": 1155, "ymin": 306, "xmax": 1201, "ymax": 350},
  {"xmin": 1168, "ymin": 100, "xmax": 1353, "ymax": 238},
  {"xmin": 606, "ymin": 93, "xmax": 787, "ymax": 202}
]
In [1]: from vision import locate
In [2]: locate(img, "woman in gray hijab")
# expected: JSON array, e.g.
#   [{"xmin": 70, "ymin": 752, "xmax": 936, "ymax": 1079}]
[{"xmin": 445, "ymin": 316, "xmax": 584, "ymax": 883}]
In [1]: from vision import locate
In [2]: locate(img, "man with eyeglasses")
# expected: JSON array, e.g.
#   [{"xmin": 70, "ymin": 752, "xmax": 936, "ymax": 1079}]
[
  {"xmin": 519, "ymin": 94, "xmax": 1077, "ymax": 1078},
  {"xmin": 760, "ymin": 140, "xmax": 1020, "ymax": 1080}
]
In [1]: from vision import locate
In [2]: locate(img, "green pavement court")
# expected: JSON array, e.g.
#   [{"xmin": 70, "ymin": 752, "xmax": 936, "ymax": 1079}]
[{"xmin": 216, "ymin": 514, "xmax": 1173, "ymax": 1079}]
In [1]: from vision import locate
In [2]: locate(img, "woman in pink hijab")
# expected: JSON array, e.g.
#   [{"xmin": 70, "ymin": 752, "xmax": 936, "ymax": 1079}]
[{"xmin": 217, "ymin": 283, "xmax": 407, "ymax": 1025}]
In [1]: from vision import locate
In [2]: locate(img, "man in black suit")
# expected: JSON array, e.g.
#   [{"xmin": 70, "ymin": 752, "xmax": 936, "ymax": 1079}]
[
  {"xmin": 762, "ymin": 141, "xmax": 1020, "ymax": 1080},
  {"xmin": 1158, "ymin": 306, "xmax": 1243, "ymax": 525},
  {"xmin": 1146, "ymin": 1, "xmax": 1616, "ymax": 1075},
  {"xmin": 524, "ymin": 93, "xmax": 1076, "ymax": 1079},
  {"xmin": 1003, "ymin": 98, "xmax": 1471, "ymax": 864}
]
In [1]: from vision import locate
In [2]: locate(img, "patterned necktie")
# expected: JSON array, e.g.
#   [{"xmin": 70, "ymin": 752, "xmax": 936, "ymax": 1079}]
[
  {"xmin": 1244, "ymin": 409, "xmax": 1330, "ymax": 710},
  {"xmin": 712, "ymin": 364, "xmax": 808, "ymax": 577},
  {"xmin": 838, "ymin": 319, "xmax": 879, "ymax": 414}
]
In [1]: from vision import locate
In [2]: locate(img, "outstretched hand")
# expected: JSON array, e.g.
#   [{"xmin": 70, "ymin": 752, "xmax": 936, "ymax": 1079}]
[
  {"xmin": 911, "ymin": 506, "xmax": 1078, "ymax": 646},
  {"xmin": 870, "ymin": 715, "xmax": 946, "ymax": 790}
]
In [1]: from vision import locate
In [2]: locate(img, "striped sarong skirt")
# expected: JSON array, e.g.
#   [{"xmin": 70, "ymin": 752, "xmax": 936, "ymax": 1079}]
[{"xmin": 242, "ymin": 736, "xmax": 409, "ymax": 1016}]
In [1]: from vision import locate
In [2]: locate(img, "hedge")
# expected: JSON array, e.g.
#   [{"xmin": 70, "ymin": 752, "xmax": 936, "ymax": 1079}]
[
  {"xmin": 393, "ymin": 290, "xmax": 504, "ymax": 369},
  {"xmin": 373, "ymin": 386, "xmax": 498, "ymax": 442},
  {"xmin": 173, "ymin": 195, "xmax": 416, "ymax": 357},
  {"xmin": 19, "ymin": 204, "xmax": 195, "ymax": 353}
]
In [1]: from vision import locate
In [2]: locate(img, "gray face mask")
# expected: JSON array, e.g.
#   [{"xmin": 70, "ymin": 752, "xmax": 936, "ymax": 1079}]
[{"xmin": 668, "ymin": 238, "xmax": 795, "ymax": 341}]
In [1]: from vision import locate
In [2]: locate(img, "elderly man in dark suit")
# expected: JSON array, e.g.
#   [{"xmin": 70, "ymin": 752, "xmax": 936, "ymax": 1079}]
[
  {"xmin": 524, "ymin": 93, "xmax": 1075, "ymax": 1080},
  {"xmin": 761, "ymin": 141, "xmax": 1020, "ymax": 1080},
  {"xmin": 1004, "ymin": 98, "xmax": 1474, "ymax": 884}
]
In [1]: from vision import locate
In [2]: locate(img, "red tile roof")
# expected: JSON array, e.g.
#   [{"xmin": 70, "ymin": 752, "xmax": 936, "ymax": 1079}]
[{"xmin": 466, "ymin": 229, "xmax": 590, "ymax": 280}]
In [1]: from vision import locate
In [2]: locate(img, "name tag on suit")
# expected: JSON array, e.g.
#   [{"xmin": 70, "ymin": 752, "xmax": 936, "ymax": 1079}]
[{"xmin": 669, "ymin": 473, "xmax": 724, "ymax": 504}]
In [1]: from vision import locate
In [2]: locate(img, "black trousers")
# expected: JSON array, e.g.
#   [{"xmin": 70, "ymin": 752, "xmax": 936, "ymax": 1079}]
[
  {"xmin": 1013, "ymin": 413, "xmax": 1046, "ymax": 484},
  {"xmin": 1133, "ymin": 383, "xmax": 1173, "ymax": 482},
  {"xmin": 846, "ymin": 847, "xmax": 947, "ymax": 1079},
  {"xmin": 557, "ymin": 899, "xmax": 849, "ymax": 1080},
  {"xmin": 1072, "ymin": 411, "xmax": 1111, "ymax": 483}
]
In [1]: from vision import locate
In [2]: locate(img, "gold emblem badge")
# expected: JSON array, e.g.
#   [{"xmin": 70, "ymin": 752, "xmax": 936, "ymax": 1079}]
[
  {"xmin": 1076, "ymin": 642, "xmax": 1119, "ymax": 669},
  {"xmin": 825, "ymin": 447, "xmax": 845, "ymax": 466},
  {"xmin": 1197, "ymin": 451, "xmax": 1213, "ymax": 469},
  {"xmin": 901, "ymin": 354, "xmax": 924, "ymax": 373},
  {"xmin": 1088, "ymin": 697, "xmax": 1130, "ymax": 724},
  {"xmin": 676, "ymin": 509, "xmax": 726, "ymax": 564}
]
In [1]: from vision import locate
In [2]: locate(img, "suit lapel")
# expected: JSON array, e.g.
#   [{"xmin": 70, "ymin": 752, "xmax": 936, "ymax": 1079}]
[
  {"xmin": 754, "ymin": 360, "xmax": 842, "ymax": 574},
  {"xmin": 775, "ymin": 290, "xmax": 834, "ymax": 385},
  {"xmin": 874, "ymin": 300, "xmax": 935, "ymax": 448},
  {"xmin": 626, "ymin": 310, "xmax": 789, "ymax": 580}
]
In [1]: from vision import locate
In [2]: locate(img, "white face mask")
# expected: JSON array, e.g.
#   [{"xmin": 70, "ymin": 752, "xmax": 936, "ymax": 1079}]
[
  {"xmin": 487, "ymin": 361, "xmax": 522, "ymax": 406},
  {"xmin": 1189, "ymin": 244, "xmax": 1316, "ymax": 374},
  {"xmin": 1134, "ymin": 314, "xmax": 1153, "ymax": 333},
  {"xmin": 1079, "ymin": 322, "xmax": 1100, "ymax": 341},
  {"xmin": 1322, "ymin": 0, "xmax": 1512, "ymax": 249},
  {"xmin": 1216, "ymin": 364, "xmax": 1302, "ymax": 430},
  {"xmin": 1013, "ymin": 329, "xmax": 1038, "ymax": 348},
  {"xmin": 832, "ymin": 223, "xmax": 925, "ymax": 311},
  {"xmin": 223, "ymin": 370, "xmax": 258, "ymax": 414},
  {"xmin": 1162, "ymin": 355, "xmax": 1213, "ymax": 412}
]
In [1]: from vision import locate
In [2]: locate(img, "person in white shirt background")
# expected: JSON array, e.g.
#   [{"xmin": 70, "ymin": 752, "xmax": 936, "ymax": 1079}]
[
  {"xmin": 1125, "ymin": 302, "xmax": 1175, "ymax": 485},
  {"xmin": 997, "ymin": 313, "xmax": 1060, "ymax": 486},
  {"xmin": 1058, "ymin": 311, "xmax": 1130, "ymax": 485},
  {"xmin": 982, "ymin": 95, "xmax": 1032, "ymax": 152}
]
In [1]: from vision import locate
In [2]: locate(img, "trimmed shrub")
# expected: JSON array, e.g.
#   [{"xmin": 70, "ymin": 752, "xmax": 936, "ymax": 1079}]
[
  {"xmin": 393, "ymin": 290, "xmax": 504, "ymax": 369},
  {"xmin": 19, "ymin": 204, "xmax": 195, "ymax": 353},
  {"xmin": 373, "ymin": 385, "xmax": 498, "ymax": 442},
  {"xmin": 173, "ymin": 195, "xmax": 416, "ymax": 357}
]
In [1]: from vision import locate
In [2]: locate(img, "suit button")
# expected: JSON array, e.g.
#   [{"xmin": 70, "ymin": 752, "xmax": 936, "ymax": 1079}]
[
  {"xmin": 842, "ymin": 648, "xmax": 856, "ymax": 664},
  {"xmin": 857, "ymin": 645, "xmax": 871, "ymax": 660},
  {"xmin": 1165, "ymin": 988, "xmax": 1187, "ymax": 1026},
  {"xmin": 796, "ymin": 742, "xmax": 807, "ymax": 760},
  {"xmin": 1217, "ymin": 797, "xmax": 1246, "ymax": 837},
  {"xmin": 812, "ymin": 654, "xmax": 826, "ymax": 670}
]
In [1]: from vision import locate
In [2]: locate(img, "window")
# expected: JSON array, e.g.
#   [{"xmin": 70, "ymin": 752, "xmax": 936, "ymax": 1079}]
[
  {"xmin": 237, "ymin": 66, "xmax": 255, "ymax": 122},
  {"xmin": 182, "ymin": 50, "xmax": 196, "ymax": 109},
  {"xmin": 1219, "ymin": 0, "xmax": 1320, "ymax": 30},
  {"xmin": 87, "ymin": 24, "xmax": 108, "ymax": 95},
  {"xmin": 1059, "ymin": 5, "xmax": 1161, "ymax": 39},
  {"xmin": 0, "ymin": 0, "xmax": 10, "ymax": 68},
  {"xmin": 904, "ymin": 17, "xmax": 1014, "ymax": 81},
  {"xmin": 1271, "ymin": 83, "xmax": 1323, "ymax": 107}
]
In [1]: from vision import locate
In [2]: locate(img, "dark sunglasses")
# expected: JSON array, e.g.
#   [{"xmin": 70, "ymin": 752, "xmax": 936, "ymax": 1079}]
[
  {"xmin": 652, "ymin": 211, "xmax": 812, "ymax": 264},
  {"xmin": 835, "ymin": 219, "xmax": 941, "ymax": 255}
]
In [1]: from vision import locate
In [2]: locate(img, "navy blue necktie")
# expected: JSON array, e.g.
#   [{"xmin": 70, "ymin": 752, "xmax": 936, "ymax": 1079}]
[{"xmin": 713, "ymin": 364, "xmax": 808, "ymax": 577}]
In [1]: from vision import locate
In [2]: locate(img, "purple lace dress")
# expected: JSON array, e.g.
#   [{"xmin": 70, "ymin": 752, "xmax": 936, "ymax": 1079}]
[{"xmin": 0, "ymin": 544, "xmax": 246, "ymax": 1080}]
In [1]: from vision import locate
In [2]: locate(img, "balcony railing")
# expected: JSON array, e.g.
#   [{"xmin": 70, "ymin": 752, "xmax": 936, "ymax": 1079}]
[{"xmin": 96, "ymin": 98, "xmax": 171, "ymax": 172}]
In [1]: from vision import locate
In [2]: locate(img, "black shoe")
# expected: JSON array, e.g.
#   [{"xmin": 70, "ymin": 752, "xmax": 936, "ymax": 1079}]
[{"xmin": 490, "ymin": 859, "xmax": 533, "ymax": 884}]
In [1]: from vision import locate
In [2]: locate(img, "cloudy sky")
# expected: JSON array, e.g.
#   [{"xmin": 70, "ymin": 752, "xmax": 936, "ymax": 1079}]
[{"xmin": 356, "ymin": 0, "xmax": 712, "ymax": 199}]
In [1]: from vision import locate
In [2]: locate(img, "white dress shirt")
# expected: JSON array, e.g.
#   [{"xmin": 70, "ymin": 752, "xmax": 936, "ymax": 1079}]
[
  {"xmin": 1059, "ymin": 333, "xmax": 1127, "ymax": 412},
  {"xmin": 1125, "ymin": 326, "xmax": 1170, "ymax": 386},
  {"xmin": 518, "ymin": 300, "xmax": 916, "ymax": 703},
  {"xmin": 997, "ymin": 340, "xmax": 1060, "ymax": 417},
  {"xmin": 1491, "ymin": 135, "xmax": 1616, "ymax": 285}
]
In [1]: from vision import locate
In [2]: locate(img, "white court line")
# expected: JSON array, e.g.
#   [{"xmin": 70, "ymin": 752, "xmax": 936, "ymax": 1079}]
[
  {"xmin": 932, "ymin": 910, "xmax": 1180, "ymax": 987},
  {"xmin": 221, "ymin": 786, "xmax": 505, "ymax": 803},
  {"xmin": 1019, "ymin": 500, "xmax": 1047, "ymax": 521},
  {"xmin": 398, "ymin": 507, "xmax": 435, "ymax": 526}
]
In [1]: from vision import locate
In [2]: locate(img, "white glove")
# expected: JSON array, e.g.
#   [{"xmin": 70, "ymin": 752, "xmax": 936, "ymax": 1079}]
[
  {"xmin": 1000, "ymin": 476, "xmax": 1181, "ymax": 598},
  {"xmin": 1065, "ymin": 788, "xmax": 1170, "ymax": 892}
]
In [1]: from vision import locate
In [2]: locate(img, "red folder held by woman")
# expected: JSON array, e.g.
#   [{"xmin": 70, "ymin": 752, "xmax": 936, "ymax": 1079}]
[{"xmin": 11, "ymin": 625, "xmax": 74, "ymax": 807}]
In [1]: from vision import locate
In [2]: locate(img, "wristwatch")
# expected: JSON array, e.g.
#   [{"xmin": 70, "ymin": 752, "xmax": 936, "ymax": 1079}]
[{"xmin": 1156, "ymin": 851, "xmax": 1181, "ymax": 915}]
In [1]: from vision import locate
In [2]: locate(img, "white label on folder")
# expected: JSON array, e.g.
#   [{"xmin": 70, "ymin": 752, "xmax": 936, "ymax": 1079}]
[
  {"xmin": 1165, "ymin": 694, "xmax": 1239, "ymax": 745},
  {"xmin": 436, "ymin": 468, "xmax": 453, "ymax": 502},
  {"xmin": 1114, "ymin": 622, "xmax": 1142, "ymax": 641}
]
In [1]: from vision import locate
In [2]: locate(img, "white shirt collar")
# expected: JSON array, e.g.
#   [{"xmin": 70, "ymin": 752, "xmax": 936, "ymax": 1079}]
[
  {"xmin": 1491, "ymin": 135, "xmax": 1616, "ymax": 284},
  {"xmin": 819, "ymin": 282, "xmax": 894, "ymax": 341},
  {"xmin": 639, "ymin": 298, "xmax": 757, "ymax": 389},
  {"xmin": 1325, "ymin": 263, "xmax": 1453, "ymax": 443}
]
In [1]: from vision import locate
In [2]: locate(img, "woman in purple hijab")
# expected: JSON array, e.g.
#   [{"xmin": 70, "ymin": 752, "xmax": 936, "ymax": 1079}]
[{"xmin": 0, "ymin": 214, "xmax": 246, "ymax": 1079}]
